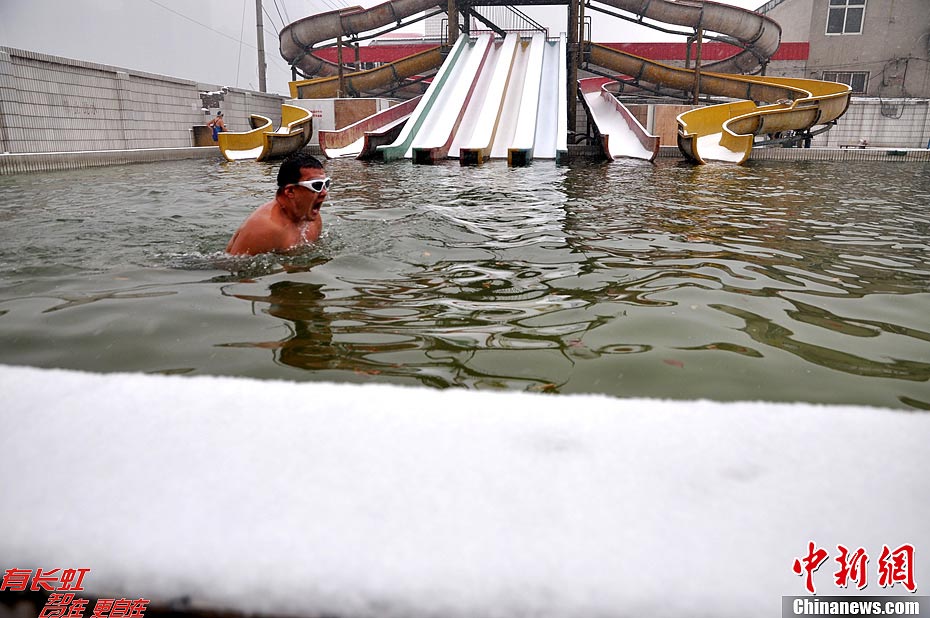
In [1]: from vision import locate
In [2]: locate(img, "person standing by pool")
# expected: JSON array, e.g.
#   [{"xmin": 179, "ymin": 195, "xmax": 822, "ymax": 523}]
[
  {"xmin": 226, "ymin": 153, "xmax": 330, "ymax": 256},
  {"xmin": 207, "ymin": 111, "xmax": 226, "ymax": 141}
]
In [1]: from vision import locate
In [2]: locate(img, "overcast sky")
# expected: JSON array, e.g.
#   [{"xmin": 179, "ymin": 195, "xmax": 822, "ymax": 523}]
[{"xmin": 0, "ymin": 0, "xmax": 764, "ymax": 96}]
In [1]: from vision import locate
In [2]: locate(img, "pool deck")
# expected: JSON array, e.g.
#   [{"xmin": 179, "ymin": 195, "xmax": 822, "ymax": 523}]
[{"xmin": 2, "ymin": 144, "xmax": 928, "ymax": 174}]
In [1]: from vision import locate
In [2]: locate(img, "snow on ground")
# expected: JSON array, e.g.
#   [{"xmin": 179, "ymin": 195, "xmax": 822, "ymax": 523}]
[{"xmin": 2, "ymin": 364, "xmax": 928, "ymax": 618}]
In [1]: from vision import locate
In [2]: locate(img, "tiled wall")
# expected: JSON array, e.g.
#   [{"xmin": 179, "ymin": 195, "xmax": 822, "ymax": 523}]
[{"xmin": 0, "ymin": 47, "xmax": 286, "ymax": 154}]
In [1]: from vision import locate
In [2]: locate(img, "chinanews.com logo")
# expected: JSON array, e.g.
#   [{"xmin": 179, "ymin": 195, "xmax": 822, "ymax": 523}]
[
  {"xmin": 0, "ymin": 568, "xmax": 150, "ymax": 618},
  {"xmin": 783, "ymin": 541, "xmax": 929, "ymax": 617}
]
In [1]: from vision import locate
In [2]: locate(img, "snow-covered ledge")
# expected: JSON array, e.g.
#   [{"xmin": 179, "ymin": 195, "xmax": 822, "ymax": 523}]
[{"xmin": 2, "ymin": 364, "xmax": 928, "ymax": 617}]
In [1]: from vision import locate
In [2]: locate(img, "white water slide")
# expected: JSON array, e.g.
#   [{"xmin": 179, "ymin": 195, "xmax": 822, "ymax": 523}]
[
  {"xmin": 378, "ymin": 33, "xmax": 568, "ymax": 165},
  {"xmin": 579, "ymin": 77, "xmax": 659, "ymax": 161}
]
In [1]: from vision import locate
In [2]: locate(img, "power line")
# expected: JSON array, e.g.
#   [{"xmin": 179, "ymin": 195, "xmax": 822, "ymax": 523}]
[
  {"xmin": 261, "ymin": 29, "xmax": 293, "ymax": 72},
  {"xmin": 272, "ymin": 0, "xmax": 289, "ymax": 29},
  {"xmin": 262, "ymin": 5, "xmax": 283, "ymax": 32},
  {"xmin": 236, "ymin": 0, "xmax": 247, "ymax": 87},
  {"xmin": 144, "ymin": 0, "xmax": 288, "ymax": 69},
  {"xmin": 143, "ymin": 0, "xmax": 246, "ymax": 46},
  {"xmin": 316, "ymin": 0, "xmax": 344, "ymax": 14},
  {"xmin": 141, "ymin": 0, "xmax": 294, "ymax": 92}
]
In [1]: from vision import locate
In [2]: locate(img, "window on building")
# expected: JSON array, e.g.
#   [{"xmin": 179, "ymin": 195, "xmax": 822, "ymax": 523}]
[
  {"xmin": 823, "ymin": 71, "xmax": 869, "ymax": 93},
  {"xmin": 827, "ymin": 0, "xmax": 866, "ymax": 34}
]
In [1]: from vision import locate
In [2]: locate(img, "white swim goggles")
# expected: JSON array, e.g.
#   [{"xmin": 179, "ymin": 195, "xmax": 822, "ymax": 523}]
[{"xmin": 294, "ymin": 177, "xmax": 332, "ymax": 193}]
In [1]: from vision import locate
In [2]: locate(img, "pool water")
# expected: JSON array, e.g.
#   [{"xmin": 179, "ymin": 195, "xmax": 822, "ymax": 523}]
[{"xmin": 1, "ymin": 156, "xmax": 928, "ymax": 409}]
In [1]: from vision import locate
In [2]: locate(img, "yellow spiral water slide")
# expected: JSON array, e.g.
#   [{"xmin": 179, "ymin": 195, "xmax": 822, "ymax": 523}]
[
  {"xmin": 217, "ymin": 104, "xmax": 313, "ymax": 162},
  {"xmin": 586, "ymin": 0, "xmax": 850, "ymax": 163},
  {"xmin": 588, "ymin": 45, "xmax": 851, "ymax": 163}
]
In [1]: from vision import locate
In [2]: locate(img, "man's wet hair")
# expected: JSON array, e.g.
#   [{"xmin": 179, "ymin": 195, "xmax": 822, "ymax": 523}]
[{"xmin": 277, "ymin": 153, "xmax": 324, "ymax": 189}]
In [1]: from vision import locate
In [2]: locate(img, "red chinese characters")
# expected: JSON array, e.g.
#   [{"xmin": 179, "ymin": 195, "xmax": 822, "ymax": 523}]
[
  {"xmin": 0, "ymin": 568, "xmax": 149, "ymax": 618},
  {"xmin": 1, "ymin": 569, "xmax": 90, "ymax": 592},
  {"xmin": 878, "ymin": 543, "xmax": 917, "ymax": 592},
  {"xmin": 0, "ymin": 569, "xmax": 33, "ymax": 592},
  {"xmin": 793, "ymin": 542, "xmax": 918, "ymax": 594},
  {"xmin": 39, "ymin": 594, "xmax": 89, "ymax": 618},
  {"xmin": 793, "ymin": 541, "xmax": 830, "ymax": 594},
  {"xmin": 834, "ymin": 545, "xmax": 869, "ymax": 590},
  {"xmin": 91, "ymin": 598, "xmax": 149, "ymax": 618}
]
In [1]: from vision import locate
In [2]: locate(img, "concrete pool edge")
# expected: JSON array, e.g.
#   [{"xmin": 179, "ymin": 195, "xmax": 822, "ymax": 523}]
[
  {"xmin": 0, "ymin": 146, "xmax": 224, "ymax": 175},
  {"xmin": 658, "ymin": 145, "xmax": 930, "ymax": 162}
]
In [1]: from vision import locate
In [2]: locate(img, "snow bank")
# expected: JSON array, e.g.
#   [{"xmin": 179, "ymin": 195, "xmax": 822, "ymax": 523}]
[{"xmin": 2, "ymin": 364, "xmax": 928, "ymax": 618}]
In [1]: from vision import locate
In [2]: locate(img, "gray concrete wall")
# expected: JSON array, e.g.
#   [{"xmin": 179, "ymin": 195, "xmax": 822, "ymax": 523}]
[
  {"xmin": 0, "ymin": 47, "xmax": 286, "ymax": 154},
  {"xmin": 805, "ymin": 0, "xmax": 930, "ymax": 97},
  {"xmin": 765, "ymin": 0, "xmax": 813, "ymax": 42},
  {"xmin": 759, "ymin": 0, "xmax": 930, "ymax": 98}
]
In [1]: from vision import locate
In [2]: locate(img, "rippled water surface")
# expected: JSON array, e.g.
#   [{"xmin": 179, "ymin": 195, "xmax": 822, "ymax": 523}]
[{"xmin": 1, "ymin": 156, "xmax": 928, "ymax": 409}]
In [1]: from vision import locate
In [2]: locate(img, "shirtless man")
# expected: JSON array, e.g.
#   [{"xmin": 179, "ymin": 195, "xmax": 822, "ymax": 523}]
[
  {"xmin": 226, "ymin": 153, "xmax": 330, "ymax": 255},
  {"xmin": 208, "ymin": 111, "xmax": 226, "ymax": 141}
]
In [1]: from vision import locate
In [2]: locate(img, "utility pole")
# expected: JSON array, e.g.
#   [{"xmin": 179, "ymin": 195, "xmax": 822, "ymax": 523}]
[
  {"xmin": 692, "ymin": 26, "xmax": 702, "ymax": 104},
  {"xmin": 255, "ymin": 0, "xmax": 267, "ymax": 92},
  {"xmin": 337, "ymin": 35, "xmax": 345, "ymax": 97},
  {"xmin": 567, "ymin": 0, "xmax": 580, "ymax": 137},
  {"xmin": 447, "ymin": 0, "xmax": 459, "ymax": 46},
  {"xmin": 692, "ymin": 0, "xmax": 704, "ymax": 104}
]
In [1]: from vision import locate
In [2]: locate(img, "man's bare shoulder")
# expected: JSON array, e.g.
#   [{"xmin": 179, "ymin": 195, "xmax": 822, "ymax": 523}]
[{"xmin": 226, "ymin": 201, "xmax": 288, "ymax": 255}]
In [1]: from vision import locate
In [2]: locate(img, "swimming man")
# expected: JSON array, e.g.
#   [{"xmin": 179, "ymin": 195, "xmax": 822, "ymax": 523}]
[{"xmin": 226, "ymin": 153, "xmax": 330, "ymax": 256}]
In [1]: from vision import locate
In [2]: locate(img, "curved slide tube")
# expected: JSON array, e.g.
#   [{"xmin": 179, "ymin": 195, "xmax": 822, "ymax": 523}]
[
  {"xmin": 596, "ymin": 0, "xmax": 782, "ymax": 75},
  {"xmin": 578, "ymin": 77, "xmax": 658, "ymax": 161},
  {"xmin": 319, "ymin": 96, "xmax": 422, "ymax": 159},
  {"xmin": 677, "ymin": 75, "xmax": 850, "ymax": 163},
  {"xmin": 289, "ymin": 47, "xmax": 445, "ymax": 100},
  {"xmin": 587, "ymin": 44, "xmax": 851, "ymax": 164},
  {"xmin": 218, "ymin": 104, "xmax": 313, "ymax": 162},
  {"xmin": 261, "ymin": 104, "xmax": 314, "ymax": 161},
  {"xmin": 217, "ymin": 114, "xmax": 273, "ymax": 161},
  {"xmin": 280, "ymin": 0, "xmax": 445, "ymax": 79}
]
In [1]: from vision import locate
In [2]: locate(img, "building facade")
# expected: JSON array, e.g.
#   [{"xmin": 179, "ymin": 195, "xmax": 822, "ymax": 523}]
[{"xmin": 758, "ymin": 0, "xmax": 930, "ymax": 98}]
